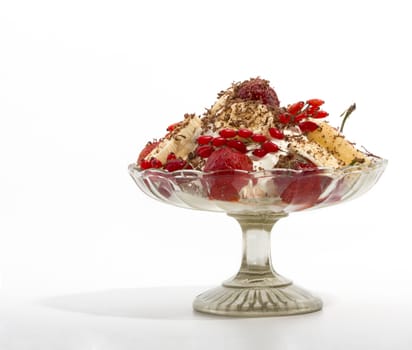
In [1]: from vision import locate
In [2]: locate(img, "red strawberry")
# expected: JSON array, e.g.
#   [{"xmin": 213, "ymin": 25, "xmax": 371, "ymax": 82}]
[
  {"xmin": 137, "ymin": 141, "xmax": 160, "ymax": 167},
  {"xmin": 204, "ymin": 147, "xmax": 253, "ymax": 201},
  {"xmin": 235, "ymin": 78, "xmax": 280, "ymax": 108},
  {"xmin": 204, "ymin": 147, "xmax": 253, "ymax": 173},
  {"xmin": 280, "ymin": 161, "xmax": 332, "ymax": 207}
]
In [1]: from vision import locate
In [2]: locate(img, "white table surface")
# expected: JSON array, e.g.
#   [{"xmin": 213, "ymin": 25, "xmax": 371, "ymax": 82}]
[{"xmin": 1, "ymin": 286, "xmax": 411, "ymax": 350}]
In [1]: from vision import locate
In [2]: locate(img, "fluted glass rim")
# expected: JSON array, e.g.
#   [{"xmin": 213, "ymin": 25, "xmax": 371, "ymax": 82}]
[
  {"xmin": 128, "ymin": 156, "xmax": 387, "ymax": 214},
  {"xmin": 128, "ymin": 156, "xmax": 387, "ymax": 178}
]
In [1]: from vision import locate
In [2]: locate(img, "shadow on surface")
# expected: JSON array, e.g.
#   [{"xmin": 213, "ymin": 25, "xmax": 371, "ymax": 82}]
[
  {"xmin": 38, "ymin": 286, "xmax": 327, "ymax": 321},
  {"xmin": 39, "ymin": 286, "xmax": 232, "ymax": 320}
]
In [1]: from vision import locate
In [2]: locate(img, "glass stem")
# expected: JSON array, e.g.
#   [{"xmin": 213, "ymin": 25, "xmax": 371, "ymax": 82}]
[{"xmin": 224, "ymin": 213, "xmax": 291, "ymax": 288}]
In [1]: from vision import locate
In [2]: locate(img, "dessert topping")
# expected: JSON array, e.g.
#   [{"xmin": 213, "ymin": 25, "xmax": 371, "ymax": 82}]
[
  {"xmin": 306, "ymin": 99, "xmax": 325, "ymax": 107},
  {"xmin": 234, "ymin": 77, "xmax": 280, "ymax": 108},
  {"xmin": 298, "ymin": 121, "xmax": 319, "ymax": 133},
  {"xmin": 219, "ymin": 128, "xmax": 238, "ymax": 138},
  {"xmin": 269, "ymin": 127, "xmax": 285, "ymax": 140}
]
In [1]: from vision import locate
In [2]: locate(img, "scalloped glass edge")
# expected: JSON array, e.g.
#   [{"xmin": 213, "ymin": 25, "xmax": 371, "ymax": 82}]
[
  {"xmin": 128, "ymin": 157, "xmax": 387, "ymax": 214},
  {"xmin": 129, "ymin": 156, "xmax": 387, "ymax": 178}
]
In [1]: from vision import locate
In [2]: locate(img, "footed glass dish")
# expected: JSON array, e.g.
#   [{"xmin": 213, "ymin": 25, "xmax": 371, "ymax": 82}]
[{"xmin": 129, "ymin": 158, "xmax": 387, "ymax": 317}]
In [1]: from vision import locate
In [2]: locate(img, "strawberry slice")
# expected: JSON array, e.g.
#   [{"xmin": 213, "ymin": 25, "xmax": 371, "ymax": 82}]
[
  {"xmin": 204, "ymin": 147, "xmax": 253, "ymax": 201},
  {"xmin": 137, "ymin": 141, "xmax": 160, "ymax": 168}
]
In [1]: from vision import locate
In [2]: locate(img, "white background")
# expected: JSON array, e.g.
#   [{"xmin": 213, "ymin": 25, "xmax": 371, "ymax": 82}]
[{"xmin": 0, "ymin": 0, "xmax": 411, "ymax": 349}]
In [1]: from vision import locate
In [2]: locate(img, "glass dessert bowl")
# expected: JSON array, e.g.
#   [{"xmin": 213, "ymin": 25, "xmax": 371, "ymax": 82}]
[{"xmin": 129, "ymin": 157, "xmax": 387, "ymax": 317}]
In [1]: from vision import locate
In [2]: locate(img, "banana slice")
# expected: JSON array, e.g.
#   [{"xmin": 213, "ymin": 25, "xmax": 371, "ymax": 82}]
[
  {"xmin": 307, "ymin": 122, "xmax": 369, "ymax": 166},
  {"xmin": 289, "ymin": 136, "xmax": 342, "ymax": 168},
  {"xmin": 147, "ymin": 114, "xmax": 202, "ymax": 164}
]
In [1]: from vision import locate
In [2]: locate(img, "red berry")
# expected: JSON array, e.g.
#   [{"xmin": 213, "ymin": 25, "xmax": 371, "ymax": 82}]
[
  {"xmin": 287, "ymin": 101, "xmax": 305, "ymax": 114},
  {"xmin": 294, "ymin": 112, "xmax": 307, "ymax": 123},
  {"xmin": 306, "ymin": 99, "xmax": 324, "ymax": 107},
  {"xmin": 311, "ymin": 110, "xmax": 329, "ymax": 119},
  {"xmin": 235, "ymin": 77, "xmax": 280, "ymax": 107},
  {"xmin": 278, "ymin": 113, "xmax": 292, "ymax": 124},
  {"xmin": 150, "ymin": 158, "xmax": 162, "ymax": 168},
  {"xmin": 219, "ymin": 128, "xmax": 237, "ymax": 138},
  {"xmin": 298, "ymin": 121, "xmax": 319, "ymax": 133},
  {"xmin": 139, "ymin": 159, "xmax": 152, "ymax": 170},
  {"xmin": 226, "ymin": 139, "xmax": 247, "ymax": 153},
  {"xmin": 306, "ymin": 105, "xmax": 320, "ymax": 116},
  {"xmin": 252, "ymin": 148, "xmax": 268, "ymax": 157},
  {"xmin": 262, "ymin": 141, "xmax": 279, "ymax": 153},
  {"xmin": 164, "ymin": 159, "xmax": 187, "ymax": 172},
  {"xmin": 196, "ymin": 145, "xmax": 214, "ymax": 158},
  {"xmin": 137, "ymin": 141, "xmax": 160, "ymax": 165},
  {"xmin": 238, "ymin": 128, "xmax": 253, "ymax": 138},
  {"xmin": 197, "ymin": 135, "xmax": 213, "ymax": 145},
  {"xmin": 251, "ymin": 134, "xmax": 267, "ymax": 143},
  {"xmin": 212, "ymin": 137, "xmax": 226, "ymax": 147},
  {"xmin": 167, "ymin": 152, "xmax": 177, "ymax": 161},
  {"xmin": 269, "ymin": 127, "xmax": 284, "ymax": 139}
]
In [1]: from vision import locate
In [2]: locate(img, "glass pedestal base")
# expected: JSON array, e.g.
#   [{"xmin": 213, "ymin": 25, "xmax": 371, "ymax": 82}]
[
  {"xmin": 193, "ymin": 283, "xmax": 322, "ymax": 317},
  {"xmin": 193, "ymin": 213, "xmax": 322, "ymax": 317}
]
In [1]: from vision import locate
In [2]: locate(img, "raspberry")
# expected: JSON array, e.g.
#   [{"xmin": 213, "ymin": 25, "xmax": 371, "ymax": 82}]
[{"xmin": 235, "ymin": 78, "xmax": 280, "ymax": 107}]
